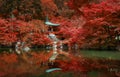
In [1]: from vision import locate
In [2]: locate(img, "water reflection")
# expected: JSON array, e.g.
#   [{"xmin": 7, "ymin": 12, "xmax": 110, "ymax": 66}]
[
  {"xmin": 17, "ymin": 44, "xmax": 120, "ymax": 76},
  {"xmin": 41, "ymin": 47, "xmax": 120, "ymax": 77},
  {"xmin": 0, "ymin": 47, "xmax": 120, "ymax": 77}
]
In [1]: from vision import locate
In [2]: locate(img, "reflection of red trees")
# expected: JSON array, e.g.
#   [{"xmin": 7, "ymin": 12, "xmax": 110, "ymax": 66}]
[
  {"xmin": 30, "ymin": 51, "xmax": 53, "ymax": 65},
  {"xmin": 0, "ymin": 53, "xmax": 18, "ymax": 64},
  {"xmin": 55, "ymin": 53, "xmax": 119, "ymax": 73},
  {"xmin": 0, "ymin": 53, "xmax": 18, "ymax": 77},
  {"xmin": 0, "ymin": 51, "xmax": 119, "ymax": 76},
  {"xmin": 0, "ymin": 51, "xmax": 53, "ymax": 76}
]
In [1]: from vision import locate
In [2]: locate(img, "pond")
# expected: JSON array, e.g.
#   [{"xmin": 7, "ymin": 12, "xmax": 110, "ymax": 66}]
[
  {"xmin": 37, "ymin": 49, "xmax": 120, "ymax": 77},
  {"xmin": 0, "ymin": 48, "xmax": 120, "ymax": 77},
  {"xmin": 79, "ymin": 50, "xmax": 120, "ymax": 60}
]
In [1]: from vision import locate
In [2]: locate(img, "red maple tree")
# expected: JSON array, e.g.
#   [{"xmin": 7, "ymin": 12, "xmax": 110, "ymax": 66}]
[{"xmin": 66, "ymin": 0, "xmax": 120, "ymax": 49}]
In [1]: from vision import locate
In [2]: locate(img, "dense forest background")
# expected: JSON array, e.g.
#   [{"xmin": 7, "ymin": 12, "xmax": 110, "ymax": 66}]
[{"xmin": 0, "ymin": 0, "xmax": 120, "ymax": 50}]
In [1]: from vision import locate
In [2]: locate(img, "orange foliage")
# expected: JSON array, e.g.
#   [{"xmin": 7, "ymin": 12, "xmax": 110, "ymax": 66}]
[
  {"xmin": 0, "ymin": 51, "xmax": 119, "ymax": 76},
  {"xmin": 0, "ymin": 51, "xmax": 54, "ymax": 76},
  {"xmin": 29, "ymin": 19, "xmax": 48, "ymax": 33},
  {"xmin": 0, "ymin": 53, "xmax": 18, "ymax": 64},
  {"xmin": 55, "ymin": 54, "xmax": 117, "ymax": 73},
  {"xmin": 0, "ymin": 18, "xmax": 51, "ymax": 46},
  {"xmin": 29, "ymin": 51, "xmax": 53, "ymax": 65},
  {"xmin": 55, "ymin": 52, "xmax": 91, "ymax": 72},
  {"xmin": 41, "ymin": 0, "xmax": 58, "ymax": 17}
]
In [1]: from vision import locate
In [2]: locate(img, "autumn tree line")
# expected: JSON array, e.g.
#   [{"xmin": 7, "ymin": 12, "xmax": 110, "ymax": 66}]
[{"xmin": 0, "ymin": 0, "xmax": 120, "ymax": 51}]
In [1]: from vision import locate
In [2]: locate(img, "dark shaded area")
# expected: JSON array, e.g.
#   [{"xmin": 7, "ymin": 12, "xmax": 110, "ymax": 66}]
[{"xmin": 0, "ymin": 0, "xmax": 43, "ymax": 20}]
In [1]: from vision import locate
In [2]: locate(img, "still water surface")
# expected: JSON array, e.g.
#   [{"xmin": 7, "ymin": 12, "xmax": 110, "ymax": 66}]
[
  {"xmin": 35, "ymin": 49, "xmax": 120, "ymax": 77},
  {"xmin": 0, "ymin": 48, "xmax": 120, "ymax": 77}
]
